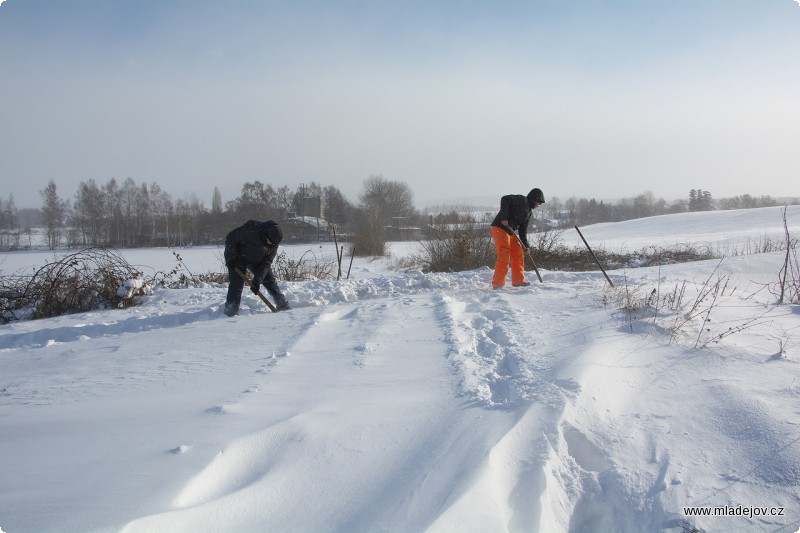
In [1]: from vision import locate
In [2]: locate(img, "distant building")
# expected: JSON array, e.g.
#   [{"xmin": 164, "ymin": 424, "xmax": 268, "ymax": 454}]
[
  {"xmin": 284, "ymin": 215, "xmax": 343, "ymax": 243},
  {"xmin": 298, "ymin": 196, "xmax": 324, "ymax": 219},
  {"xmin": 387, "ymin": 217, "xmax": 421, "ymax": 241}
]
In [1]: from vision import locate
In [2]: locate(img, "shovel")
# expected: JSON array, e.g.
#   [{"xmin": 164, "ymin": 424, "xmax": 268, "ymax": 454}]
[{"xmin": 235, "ymin": 267, "xmax": 278, "ymax": 313}]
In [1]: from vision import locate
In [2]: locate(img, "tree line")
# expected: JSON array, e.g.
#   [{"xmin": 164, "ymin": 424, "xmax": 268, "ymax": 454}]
[
  {"xmin": 0, "ymin": 178, "xmax": 796, "ymax": 252},
  {"xmin": 533, "ymin": 189, "xmax": 789, "ymax": 228},
  {"xmin": 1, "ymin": 175, "xmax": 418, "ymax": 252}
]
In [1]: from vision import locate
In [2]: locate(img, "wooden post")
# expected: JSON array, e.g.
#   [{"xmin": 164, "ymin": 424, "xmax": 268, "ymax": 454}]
[
  {"xmin": 332, "ymin": 226, "xmax": 343, "ymax": 280},
  {"xmin": 347, "ymin": 246, "xmax": 356, "ymax": 279}
]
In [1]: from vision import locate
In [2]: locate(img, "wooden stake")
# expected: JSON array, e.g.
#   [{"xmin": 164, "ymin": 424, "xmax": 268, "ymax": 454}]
[
  {"xmin": 332, "ymin": 226, "xmax": 343, "ymax": 280},
  {"xmin": 347, "ymin": 246, "xmax": 356, "ymax": 279},
  {"xmin": 574, "ymin": 226, "xmax": 614, "ymax": 287}
]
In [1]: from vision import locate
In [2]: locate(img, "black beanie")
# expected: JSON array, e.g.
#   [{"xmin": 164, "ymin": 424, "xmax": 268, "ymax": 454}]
[
  {"xmin": 262, "ymin": 222, "xmax": 283, "ymax": 245},
  {"xmin": 527, "ymin": 188, "xmax": 545, "ymax": 206}
]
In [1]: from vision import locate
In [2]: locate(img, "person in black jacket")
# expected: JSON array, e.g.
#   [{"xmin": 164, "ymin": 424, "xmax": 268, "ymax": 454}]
[
  {"xmin": 223, "ymin": 220, "xmax": 290, "ymax": 316},
  {"xmin": 490, "ymin": 188, "xmax": 545, "ymax": 289}
]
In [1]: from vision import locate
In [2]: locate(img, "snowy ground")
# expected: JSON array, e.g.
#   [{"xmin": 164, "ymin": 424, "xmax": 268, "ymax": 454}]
[{"xmin": 1, "ymin": 206, "xmax": 799, "ymax": 533}]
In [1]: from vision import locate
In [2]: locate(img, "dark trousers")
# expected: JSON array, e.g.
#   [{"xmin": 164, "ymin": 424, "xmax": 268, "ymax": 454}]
[
  {"xmin": 225, "ymin": 265, "xmax": 285, "ymax": 316},
  {"xmin": 224, "ymin": 267, "xmax": 245, "ymax": 316}
]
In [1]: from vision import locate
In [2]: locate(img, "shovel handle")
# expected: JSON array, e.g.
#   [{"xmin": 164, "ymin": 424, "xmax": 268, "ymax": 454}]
[
  {"xmin": 235, "ymin": 267, "xmax": 278, "ymax": 313},
  {"xmin": 510, "ymin": 231, "xmax": 543, "ymax": 283}
]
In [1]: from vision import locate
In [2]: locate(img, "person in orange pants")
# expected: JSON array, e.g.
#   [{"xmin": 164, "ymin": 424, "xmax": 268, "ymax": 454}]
[{"xmin": 490, "ymin": 188, "xmax": 545, "ymax": 289}]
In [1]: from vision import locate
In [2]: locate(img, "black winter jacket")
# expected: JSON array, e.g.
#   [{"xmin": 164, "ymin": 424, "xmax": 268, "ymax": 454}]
[
  {"xmin": 224, "ymin": 220, "xmax": 280, "ymax": 284},
  {"xmin": 491, "ymin": 195, "xmax": 532, "ymax": 248}
]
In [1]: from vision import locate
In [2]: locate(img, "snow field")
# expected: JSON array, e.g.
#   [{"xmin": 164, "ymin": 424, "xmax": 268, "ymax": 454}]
[{"xmin": 1, "ymin": 206, "xmax": 800, "ymax": 532}]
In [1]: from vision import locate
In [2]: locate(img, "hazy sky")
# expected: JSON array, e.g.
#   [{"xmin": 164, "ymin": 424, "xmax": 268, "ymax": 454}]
[{"xmin": 1, "ymin": 0, "xmax": 799, "ymax": 209}]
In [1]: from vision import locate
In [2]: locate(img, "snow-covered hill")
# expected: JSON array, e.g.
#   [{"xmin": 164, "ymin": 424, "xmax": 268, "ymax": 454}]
[{"xmin": 1, "ymin": 207, "xmax": 799, "ymax": 533}]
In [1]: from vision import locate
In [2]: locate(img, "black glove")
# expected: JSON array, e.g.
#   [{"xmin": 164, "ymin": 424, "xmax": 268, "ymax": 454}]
[{"xmin": 250, "ymin": 279, "xmax": 262, "ymax": 294}]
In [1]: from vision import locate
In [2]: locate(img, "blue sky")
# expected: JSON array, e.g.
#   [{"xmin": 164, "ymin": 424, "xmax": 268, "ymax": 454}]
[{"xmin": 1, "ymin": 0, "xmax": 798, "ymax": 208}]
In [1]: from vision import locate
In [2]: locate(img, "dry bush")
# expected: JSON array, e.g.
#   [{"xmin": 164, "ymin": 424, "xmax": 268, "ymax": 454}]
[
  {"xmin": 147, "ymin": 251, "xmax": 227, "ymax": 288},
  {"xmin": 150, "ymin": 249, "xmax": 336, "ymax": 286},
  {"xmin": 601, "ymin": 262, "xmax": 775, "ymax": 349},
  {"xmin": 0, "ymin": 248, "xmax": 145, "ymax": 323},
  {"xmin": 774, "ymin": 207, "xmax": 800, "ymax": 305},
  {"xmin": 728, "ymin": 235, "xmax": 788, "ymax": 256},
  {"xmin": 273, "ymin": 250, "xmax": 336, "ymax": 281},
  {"xmin": 414, "ymin": 224, "xmax": 720, "ymax": 275},
  {"xmin": 600, "ymin": 276, "xmax": 658, "ymax": 329},
  {"xmin": 778, "ymin": 245, "xmax": 800, "ymax": 305},
  {"xmin": 416, "ymin": 220, "xmax": 494, "ymax": 273},
  {"xmin": 530, "ymin": 228, "xmax": 564, "ymax": 253},
  {"xmin": 352, "ymin": 212, "xmax": 388, "ymax": 257},
  {"xmin": 632, "ymin": 244, "xmax": 716, "ymax": 266},
  {"xmin": 533, "ymin": 240, "xmax": 716, "ymax": 272},
  {"xmin": 666, "ymin": 272, "xmax": 772, "ymax": 349}
]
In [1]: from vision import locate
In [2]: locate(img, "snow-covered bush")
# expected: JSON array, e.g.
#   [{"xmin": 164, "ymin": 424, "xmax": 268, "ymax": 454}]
[
  {"xmin": 0, "ymin": 248, "xmax": 145, "ymax": 322},
  {"xmin": 116, "ymin": 278, "xmax": 153, "ymax": 300}
]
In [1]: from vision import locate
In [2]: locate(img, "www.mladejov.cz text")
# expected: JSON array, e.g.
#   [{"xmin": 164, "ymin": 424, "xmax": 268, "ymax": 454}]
[{"xmin": 684, "ymin": 505, "xmax": 785, "ymax": 519}]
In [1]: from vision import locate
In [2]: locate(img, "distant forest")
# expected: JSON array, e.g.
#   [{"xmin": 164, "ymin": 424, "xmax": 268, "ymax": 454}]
[{"xmin": 0, "ymin": 176, "xmax": 796, "ymax": 252}]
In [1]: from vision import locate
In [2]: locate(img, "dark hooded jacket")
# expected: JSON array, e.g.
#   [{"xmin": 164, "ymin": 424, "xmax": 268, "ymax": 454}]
[
  {"xmin": 491, "ymin": 195, "xmax": 533, "ymax": 248},
  {"xmin": 224, "ymin": 220, "xmax": 282, "ymax": 285}
]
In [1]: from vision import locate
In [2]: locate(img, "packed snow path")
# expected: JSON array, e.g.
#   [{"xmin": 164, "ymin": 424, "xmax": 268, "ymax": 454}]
[{"xmin": 2, "ymin": 250, "xmax": 799, "ymax": 532}]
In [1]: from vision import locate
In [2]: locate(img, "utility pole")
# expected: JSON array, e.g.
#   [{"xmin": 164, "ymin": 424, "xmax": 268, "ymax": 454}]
[{"xmin": 299, "ymin": 182, "xmax": 306, "ymax": 242}]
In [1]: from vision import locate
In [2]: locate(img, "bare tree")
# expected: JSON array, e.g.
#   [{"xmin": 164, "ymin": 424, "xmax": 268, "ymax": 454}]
[
  {"xmin": 174, "ymin": 194, "xmax": 207, "ymax": 246},
  {"xmin": 229, "ymin": 180, "xmax": 278, "ymax": 221},
  {"xmin": 206, "ymin": 187, "xmax": 227, "ymax": 242},
  {"xmin": 632, "ymin": 191, "xmax": 655, "ymax": 219},
  {"xmin": 104, "ymin": 178, "xmax": 124, "ymax": 246},
  {"xmin": 211, "ymin": 187, "xmax": 223, "ymax": 215},
  {"xmin": 72, "ymin": 179, "xmax": 107, "ymax": 246},
  {"xmin": 358, "ymin": 175, "xmax": 416, "ymax": 227},
  {"xmin": 39, "ymin": 181, "xmax": 67, "ymax": 249},
  {"xmin": 352, "ymin": 207, "xmax": 387, "ymax": 257},
  {"xmin": 353, "ymin": 175, "xmax": 416, "ymax": 256},
  {"xmin": 0, "ymin": 194, "xmax": 19, "ymax": 250},
  {"xmin": 118, "ymin": 178, "xmax": 139, "ymax": 247},
  {"xmin": 323, "ymin": 185, "xmax": 353, "ymax": 229},
  {"xmin": 150, "ymin": 183, "xmax": 173, "ymax": 245},
  {"xmin": 276, "ymin": 186, "xmax": 293, "ymax": 219}
]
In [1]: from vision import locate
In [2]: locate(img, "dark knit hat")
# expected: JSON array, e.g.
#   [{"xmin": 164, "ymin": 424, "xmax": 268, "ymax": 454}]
[
  {"xmin": 261, "ymin": 221, "xmax": 283, "ymax": 245},
  {"xmin": 527, "ymin": 188, "xmax": 545, "ymax": 206}
]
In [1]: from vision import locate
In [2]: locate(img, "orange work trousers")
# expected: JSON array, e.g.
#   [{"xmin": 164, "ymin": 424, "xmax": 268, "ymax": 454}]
[{"xmin": 491, "ymin": 226, "xmax": 525, "ymax": 288}]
